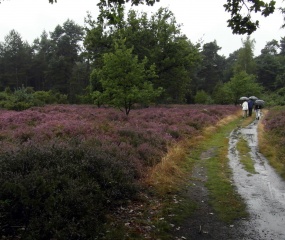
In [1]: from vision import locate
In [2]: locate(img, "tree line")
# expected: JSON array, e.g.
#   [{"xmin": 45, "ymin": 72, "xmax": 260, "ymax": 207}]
[{"xmin": 0, "ymin": 7, "xmax": 285, "ymax": 112}]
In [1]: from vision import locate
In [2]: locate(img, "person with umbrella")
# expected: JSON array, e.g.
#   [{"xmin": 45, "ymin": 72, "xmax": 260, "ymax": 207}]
[
  {"xmin": 248, "ymin": 98, "xmax": 254, "ymax": 116},
  {"xmin": 239, "ymin": 97, "xmax": 249, "ymax": 118},
  {"xmin": 242, "ymin": 99, "xmax": 249, "ymax": 118},
  {"xmin": 254, "ymin": 99, "xmax": 265, "ymax": 120},
  {"xmin": 248, "ymin": 96, "xmax": 258, "ymax": 117}
]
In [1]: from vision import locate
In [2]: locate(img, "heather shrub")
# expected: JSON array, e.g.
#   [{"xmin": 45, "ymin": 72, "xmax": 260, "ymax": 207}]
[
  {"xmin": 0, "ymin": 143, "xmax": 138, "ymax": 239},
  {"xmin": 0, "ymin": 104, "xmax": 239, "ymax": 238},
  {"xmin": 263, "ymin": 106, "xmax": 285, "ymax": 177},
  {"xmin": 263, "ymin": 107, "xmax": 285, "ymax": 136}
]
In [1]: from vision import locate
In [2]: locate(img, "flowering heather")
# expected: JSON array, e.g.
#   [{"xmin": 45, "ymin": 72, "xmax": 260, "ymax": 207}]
[
  {"xmin": 0, "ymin": 104, "xmax": 239, "ymax": 238},
  {"xmin": 0, "ymin": 104, "xmax": 240, "ymax": 180},
  {"xmin": 263, "ymin": 107, "xmax": 285, "ymax": 137},
  {"xmin": 261, "ymin": 106, "xmax": 285, "ymax": 179},
  {"xmin": 0, "ymin": 104, "xmax": 239, "ymax": 159}
]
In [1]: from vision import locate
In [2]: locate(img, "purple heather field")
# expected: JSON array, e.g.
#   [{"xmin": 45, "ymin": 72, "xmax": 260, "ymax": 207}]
[{"xmin": 0, "ymin": 104, "xmax": 240, "ymax": 177}]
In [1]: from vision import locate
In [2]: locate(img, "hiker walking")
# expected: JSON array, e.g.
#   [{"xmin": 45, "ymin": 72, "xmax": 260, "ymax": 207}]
[{"xmin": 242, "ymin": 100, "xmax": 248, "ymax": 118}]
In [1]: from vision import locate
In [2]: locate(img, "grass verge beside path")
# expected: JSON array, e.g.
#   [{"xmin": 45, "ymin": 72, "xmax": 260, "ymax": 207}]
[
  {"xmin": 107, "ymin": 114, "xmax": 252, "ymax": 239},
  {"xmin": 202, "ymin": 117, "xmax": 249, "ymax": 223},
  {"xmin": 144, "ymin": 114, "xmax": 251, "ymax": 238}
]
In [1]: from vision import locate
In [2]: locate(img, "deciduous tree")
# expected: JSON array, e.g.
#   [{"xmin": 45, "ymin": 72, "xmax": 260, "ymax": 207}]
[
  {"xmin": 13, "ymin": 0, "xmax": 277, "ymax": 35},
  {"xmin": 92, "ymin": 38, "xmax": 163, "ymax": 115},
  {"xmin": 224, "ymin": 0, "xmax": 276, "ymax": 34},
  {"xmin": 223, "ymin": 70, "xmax": 262, "ymax": 104}
]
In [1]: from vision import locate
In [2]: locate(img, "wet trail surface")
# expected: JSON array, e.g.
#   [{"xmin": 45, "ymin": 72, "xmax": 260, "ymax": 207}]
[{"xmin": 228, "ymin": 119, "xmax": 285, "ymax": 239}]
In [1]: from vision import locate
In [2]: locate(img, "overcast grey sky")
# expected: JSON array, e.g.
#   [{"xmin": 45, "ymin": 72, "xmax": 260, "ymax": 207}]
[{"xmin": 0, "ymin": 0, "xmax": 284, "ymax": 57}]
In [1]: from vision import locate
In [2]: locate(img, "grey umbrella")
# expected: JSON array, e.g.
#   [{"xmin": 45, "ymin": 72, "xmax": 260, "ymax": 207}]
[
  {"xmin": 239, "ymin": 96, "xmax": 249, "ymax": 101},
  {"xmin": 249, "ymin": 96, "xmax": 258, "ymax": 100},
  {"xmin": 255, "ymin": 99, "xmax": 265, "ymax": 106}
]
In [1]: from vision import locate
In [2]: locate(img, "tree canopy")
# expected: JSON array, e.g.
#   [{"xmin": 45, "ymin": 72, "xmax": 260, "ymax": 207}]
[
  {"xmin": 95, "ymin": 0, "xmax": 279, "ymax": 35},
  {"xmin": 224, "ymin": 0, "xmax": 276, "ymax": 34},
  {"xmin": 1, "ymin": 4, "xmax": 285, "ymax": 108},
  {"xmin": 0, "ymin": 0, "xmax": 279, "ymax": 34},
  {"xmin": 91, "ymin": 38, "xmax": 163, "ymax": 115}
]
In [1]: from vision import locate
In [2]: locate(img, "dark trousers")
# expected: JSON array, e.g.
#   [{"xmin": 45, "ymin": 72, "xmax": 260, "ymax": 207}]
[{"xmin": 249, "ymin": 108, "xmax": 253, "ymax": 116}]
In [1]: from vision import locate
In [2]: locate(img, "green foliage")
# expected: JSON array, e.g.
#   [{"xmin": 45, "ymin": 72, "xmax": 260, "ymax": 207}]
[
  {"xmin": 197, "ymin": 41, "xmax": 226, "ymax": 94},
  {"xmin": 223, "ymin": 71, "xmax": 262, "ymax": 104},
  {"xmin": 0, "ymin": 87, "xmax": 35, "ymax": 110},
  {"xmin": 1, "ymin": 1, "xmax": 285, "ymax": 106},
  {"xmin": 261, "ymin": 88, "xmax": 285, "ymax": 106},
  {"xmin": 224, "ymin": 0, "xmax": 276, "ymax": 34},
  {"xmin": 0, "ymin": 30, "xmax": 33, "ymax": 91},
  {"xmin": 46, "ymin": 20, "xmax": 85, "ymax": 97},
  {"xmin": 144, "ymin": 8, "xmax": 201, "ymax": 103},
  {"xmin": 91, "ymin": 90, "xmax": 105, "ymax": 107},
  {"xmin": 40, "ymin": 0, "xmax": 278, "ymax": 35},
  {"xmin": 234, "ymin": 36, "xmax": 256, "ymax": 75},
  {"xmin": 255, "ymin": 52, "xmax": 282, "ymax": 91},
  {"xmin": 0, "ymin": 88, "xmax": 68, "ymax": 110},
  {"xmin": 212, "ymin": 81, "xmax": 233, "ymax": 104},
  {"xmin": 0, "ymin": 143, "xmax": 138, "ymax": 239},
  {"xmin": 94, "ymin": 38, "xmax": 163, "ymax": 115},
  {"xmin": 85, "ymin": 7, "xmax": 201, "ymax": 104},
  {"xmin": 194, "ymin": 90, "xmax": 213, "ymax": 104}
]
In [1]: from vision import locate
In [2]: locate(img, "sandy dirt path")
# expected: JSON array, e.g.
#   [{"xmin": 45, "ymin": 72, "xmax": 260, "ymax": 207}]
[{"xmin": 228, "ymin": 119, "xmax": 285, "ymax": 239}]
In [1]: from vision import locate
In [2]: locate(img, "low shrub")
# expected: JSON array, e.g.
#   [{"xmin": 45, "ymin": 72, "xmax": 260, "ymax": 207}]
[
  {"xmin": 0, "ymin": 143, "xmax": 138, "ymax": 239},
  {"xmin": 0, "ymin": 88, "xmax": 68, "ymax": 111},
  {"xmin": 262, "ymin": 106, "xmax": 285, "ymax": 178},
  {"xmin": 0, "ymin": 104, "xmax": 239, "ymax": 238}
]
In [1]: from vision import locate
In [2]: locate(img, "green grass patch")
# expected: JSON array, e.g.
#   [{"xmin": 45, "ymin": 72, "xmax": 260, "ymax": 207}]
[
  {"xmin": 203, "ymin": 118, "xmax": 249, "ymax": 223},
  {"xmin": 236, "ymin": 137, "xmax": 257, "ymax": 174}
]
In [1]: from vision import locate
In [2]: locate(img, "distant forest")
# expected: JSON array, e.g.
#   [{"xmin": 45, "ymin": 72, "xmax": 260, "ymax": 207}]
[{"xmin": 1, "ymin": 7, "xmax": 285, "ymax": 108}]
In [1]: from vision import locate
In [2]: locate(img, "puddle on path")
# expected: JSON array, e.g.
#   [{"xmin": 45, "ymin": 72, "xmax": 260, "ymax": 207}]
[{"xmin": 228, "ymin": 120, "xmax": 285, "ymax": 239}]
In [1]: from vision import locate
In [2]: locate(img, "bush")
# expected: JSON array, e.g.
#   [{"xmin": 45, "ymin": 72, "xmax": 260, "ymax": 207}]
[
  {"xmin": 263, "ymin": 106, "xmax": 285, "ymax": 177},
  {"xmin": 0, "ymin": 104, "xmax": 239, "ymax": 238},
  {"xmin": 0, "ymin": 143, "xmax": 138, "ymax": 239},
  {"xmin": 33, "ymin": 91, "xmax": 55, "ymax": 105},
  {"xmin": 261, "ymin": 89, "xmax": 285, "ymax": 106},
  {"xmin": 194, "ymin": 90, "xmax": 213, "ymax": 104},
  {"xmin": 0, "ymin": 88, "xmax": 69, "ymax": 111}
]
